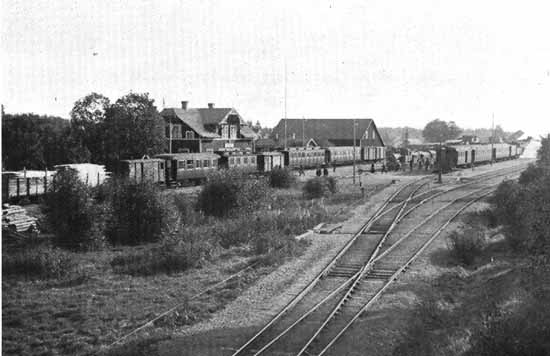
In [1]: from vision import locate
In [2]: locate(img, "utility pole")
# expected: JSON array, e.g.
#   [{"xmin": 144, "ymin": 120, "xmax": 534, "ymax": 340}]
[
  {"xmin": 284, "ymin": 60, "xmax": 288, "ymax": 150},
  {"xmin": 438, "ymin": 141, "xmax": 442, "ymax": 183},
  {"xmin": 491, "ymin": 113, "xmax": 495, "ymax": 166},
  {"xmin": 353, "ymin": 119, "xmax": 357, "ymax": 185}
]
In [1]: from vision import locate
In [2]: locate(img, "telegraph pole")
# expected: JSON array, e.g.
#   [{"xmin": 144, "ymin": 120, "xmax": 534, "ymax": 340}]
[
  {"xmin": 284, "ymin": 60, "xmax": 288, "ymax": 150},
  {"xmin": 491, "ymin": 113, "xmax": 495, "ymax": 166},
  {"xmin": 353, "ymin": 119, "xmax": 357, "ymax": 185},
  {"xmin": 302, "ymin": 117, "xmax": 305, "ymax": 148}
]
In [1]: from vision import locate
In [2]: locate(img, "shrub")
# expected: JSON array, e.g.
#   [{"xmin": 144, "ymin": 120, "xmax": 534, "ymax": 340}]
[
  {"xmin": 447, "ymin": 226, "xmax": 486, "ymax": 266},
  {"xmin": 106, "ymin": 178, "xmax": 166, "ymax": 245},
  {"xmin": 42, "ymin": 169, "xmax": 106, "ymax": 250},
  {"xmin": 252, "ymin": 232, "xmax": 307, "ymax": 266},
  {"xmin": 197, "ymin": 169, "xmax": 268, "ymax": 217},
  {"xmin": 303, "ymin": 177, "xmax": 336, "ymax": 199},
  {"xmin": 268, "ymin": 168, "xmax": 295, "ymax": 188},
  {"xmin": 3, "ymin": 246, "xmax": 75, "ymax": 279}
]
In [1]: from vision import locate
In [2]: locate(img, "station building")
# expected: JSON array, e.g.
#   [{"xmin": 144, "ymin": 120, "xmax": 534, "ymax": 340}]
[
  {"xmin": 160, "ymin": 101, "xmax": 257, "ymax": 153},
  {"xmin": 271, "ymin": 118, "xmax": 386, "ymax": 163}
]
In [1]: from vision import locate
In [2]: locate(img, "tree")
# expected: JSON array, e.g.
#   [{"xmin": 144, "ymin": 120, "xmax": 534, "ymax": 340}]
[
  {"xmin": 537, "ymin": 134, "xmax": 550, "ymax": 169},
  {"xmin": 422, "ymin": 119, "xmax": 462, "ymax": 143},
  {"xmin": 1, "ymin": 113, "xmax": 80, "ymax": 170},
  {"xmin": 99, "ymin": 93, "xmax": 165, "ymax": 169},
  {"xmin": 70, "ymin": 93, "xmax": 110, "ymax": 163}
]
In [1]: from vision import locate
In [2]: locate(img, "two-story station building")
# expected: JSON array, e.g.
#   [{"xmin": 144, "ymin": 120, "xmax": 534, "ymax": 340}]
[{"xmin": 160, "ymin": 101, "xmax": 257, "ymax": 153}]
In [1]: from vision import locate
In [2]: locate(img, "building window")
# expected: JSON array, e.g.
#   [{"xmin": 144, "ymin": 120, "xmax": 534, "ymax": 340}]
[
  {"xmin": 185, "ymin": 131, "xmax": 195, "ymax": 139},
  {"xmin": 196, "ymin": 160, "xmax": 202, "ymax": 168},
  {"xmin": 203, "ymin": 160, "xmax": 210, "ymax": 167},
  {"xmin": 172, "ymin": 125, "xmax": 182, "ymax": 139},
  {"xmin": 230, "ymin": 125, "xmax": 237, "ymax": 139},
  {"xmin": 186, "ymin": 160, "xmax": 194, "ymax": 169},
  {"xmin": 222, "ymin": 125, "xmax": 229, "ymax": 138},
  {"xmin": 229, "ymin": 157, "xmax": 235, "ymax": 165},
  {"xmin": 178, "ymin": 161, "xmax": 185, "ymax": 169},
  {"xmin": 236, "ymin": 157, "xmax": 241, "ymax": 165},
  {"xmin": 244, "ymin": 157, "xmax": 248, "ymax": 164}
]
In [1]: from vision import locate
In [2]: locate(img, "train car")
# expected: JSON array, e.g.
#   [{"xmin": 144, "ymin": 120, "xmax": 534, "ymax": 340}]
[
  {"xmin": 216, "ymin": 150, "xmax": 257, "ymax": 172},
  {"xmin": 361, "ymin": 146, "xmax": 386, "ymax": 163},
  {"xmin": 155, "ymin": 152, "xmax": 219, "ymax": 184},
  {"xmin": 282, "ymin": 147, "xmax": 326, "ymax": 169},
  {"xmin": 436, "ymin": 146, "xmax": 458, "ymax": 172},
  {"xmin": 257, "ymin": 151, "xmax": 284, "ymax": 172},
  {"xmin": 118, "ymin": 157, "xmax": 165, "ymax": 184},
  {"xmin": 325, "ymin": 146, "xmax": 361, "ymax": 166}
]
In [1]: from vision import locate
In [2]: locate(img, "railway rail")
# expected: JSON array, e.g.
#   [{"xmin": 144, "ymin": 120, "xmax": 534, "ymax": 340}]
[{"xmin": 230, "ymin": 162, "xmax": 527, "ymax": 356}]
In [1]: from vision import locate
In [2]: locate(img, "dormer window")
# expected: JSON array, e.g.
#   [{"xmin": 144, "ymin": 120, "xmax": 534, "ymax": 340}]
[{"xmin": 185, "ymin": 131, "xmax": 195, "ymax": 139}]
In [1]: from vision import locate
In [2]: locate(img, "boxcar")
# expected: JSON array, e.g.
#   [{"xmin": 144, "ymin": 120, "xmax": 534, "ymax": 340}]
[
  {"xmin": 118, "ymin": 158, "xmax": 165, "ymax": 184},
  {"xmin": 282, "ymin": 147, "xmax": 326, "ymax": 169},
  {"xmin": 155, "ymin": 153, "xmax": 219, "ymax": 184},
  {"xmin": 257, "ymin": 151, "xmax": 284, "ymax": 172}
]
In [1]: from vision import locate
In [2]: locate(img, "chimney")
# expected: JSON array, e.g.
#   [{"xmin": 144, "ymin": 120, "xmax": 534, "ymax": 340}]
[
  {"xmin": 208, "ymin": 102, "xmax": 214, "ymax": 109},
  {"xmin": 181, "ymin": 101, "xmax": 188, "ymax": 110}
]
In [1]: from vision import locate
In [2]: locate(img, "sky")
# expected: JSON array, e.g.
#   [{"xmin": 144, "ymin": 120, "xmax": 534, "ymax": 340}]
[{"xmin": 2, "ymin": 0, "xmax": 549, "ymax": 136}]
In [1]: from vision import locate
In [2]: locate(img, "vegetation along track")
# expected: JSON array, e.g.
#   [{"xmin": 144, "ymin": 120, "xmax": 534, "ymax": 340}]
[{"xmin": 229, "ymin": 162, "xmax": 527, "ymax": 356}]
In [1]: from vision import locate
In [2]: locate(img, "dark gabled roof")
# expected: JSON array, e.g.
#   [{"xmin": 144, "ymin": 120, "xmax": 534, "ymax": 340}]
[
  {"xmin": 274, "ymin": 118, "xmax": 376, "ymax": 143},
  {"xmin": 160, "ymin": 107, "xmax": 254, "ymax": 139},
  {"xmin": 196, "ymin": 108, "xmax": 233, "ymax": 125}
]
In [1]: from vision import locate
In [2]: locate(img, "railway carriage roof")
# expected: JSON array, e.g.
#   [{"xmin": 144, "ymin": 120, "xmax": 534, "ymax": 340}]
[{"xmin": 155, "ymin": 153, "xmax": 220, "ymax": 160}]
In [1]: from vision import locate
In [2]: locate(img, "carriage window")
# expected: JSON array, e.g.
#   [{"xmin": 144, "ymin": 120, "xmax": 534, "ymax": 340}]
[
  {"xmin": 244, "ymin": 157, "xmax": 248, "ymax": 164},
  {"xmin": 178, "ymin": 161, "xmax": 185, "ymax": 169},
  {"xmin": 229, "ymin": 157, "xmax": 235, "ymax": 165},
  {"xmin": 196, "ymin": 160, "xmax": 202, "ymax": 168},
  {"xmin": 203, "ymin": 160, "xmax": 210, "ymax": 167},
  {"xmin": 236, "ymin": 157, "xmax": 241, "ymax": 164},
  {"xmin": 186, "ymin": 160, "xmax": 194, "ymax": 169},
  {"xmin": 251, "ymin": 156, "xmax": 256, "ymax": 164},
  {"xmin": 160, "ymin": 162, "xmax": 164, "ymax": 169}
]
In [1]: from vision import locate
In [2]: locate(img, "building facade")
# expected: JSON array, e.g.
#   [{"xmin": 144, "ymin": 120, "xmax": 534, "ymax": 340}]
[{"xmin": 160, "ymin": 101, "xmax": 257, "ymax": 153}]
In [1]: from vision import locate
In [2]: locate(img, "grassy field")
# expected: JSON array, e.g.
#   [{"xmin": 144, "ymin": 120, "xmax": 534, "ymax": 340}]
[{"xmin": 2, "ymin": 176, "xmax": 386, "ymax": 356}]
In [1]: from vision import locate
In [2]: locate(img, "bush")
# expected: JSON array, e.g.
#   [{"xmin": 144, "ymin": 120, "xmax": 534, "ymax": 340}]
[
  {"xmin": 3, "ymin": 246, "xmax": 75, "ymax": 279},
  {"xmin": 197, "ymin": 169, "xmax": 268, "ymax": 217},
  {"xmin": 106, "ymin": 178, "xmax": 166, "ymax": 245},
  {"xmin": 447, "ymin": 226, "xmax": 486, "ymax": 266},
  {"xmin": 268, "ymin": 168, "xmax": 295, "ymax": 188},
  {"xmin": 42, "ymin": 169, "xmax": 106, "ymax": 250},
  {"xmin": 303, "ymin": 177, "xmax": 336, "ymax": 199}
]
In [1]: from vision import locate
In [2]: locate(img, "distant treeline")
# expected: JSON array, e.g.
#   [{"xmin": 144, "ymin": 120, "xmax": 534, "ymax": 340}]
[{"xmin": 2, "ymin": 92, "xmax": 165, "ymax": 171}]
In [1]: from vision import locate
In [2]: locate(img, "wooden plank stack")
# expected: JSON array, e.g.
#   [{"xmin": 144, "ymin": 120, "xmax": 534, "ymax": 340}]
[{"xmin": 2, "ymin": 204, "xmax": 38, "ymax": 232}]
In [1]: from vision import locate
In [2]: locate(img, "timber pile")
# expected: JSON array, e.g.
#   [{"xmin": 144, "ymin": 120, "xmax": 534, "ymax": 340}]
[{"xmin": 2, "ymin": 204, "xmax": 38, "ymax": 232}]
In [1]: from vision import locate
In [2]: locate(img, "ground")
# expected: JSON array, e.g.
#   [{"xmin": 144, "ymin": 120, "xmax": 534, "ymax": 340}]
[{"xmin": 2, "ymin": 159, "xmax": 530, "ymax": 356}]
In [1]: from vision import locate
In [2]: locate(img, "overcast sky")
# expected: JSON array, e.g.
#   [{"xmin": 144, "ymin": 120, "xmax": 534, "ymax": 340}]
[{"xmin": 2, "ymin": 0, "xmax": 549, "ymax": 136}]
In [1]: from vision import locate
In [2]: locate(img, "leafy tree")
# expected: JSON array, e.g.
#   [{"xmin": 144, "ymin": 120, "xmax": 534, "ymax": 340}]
[
  {"xmin": 69, "ymin": 93, "xmax": 110, "ymax": 163},
  {"xmin": 537, "ymin": 134, "xmax": 550, "ymax": 169},
  {"xmin": 1, "ymin": 113, "xmax": 82, "ymax": 170},
  {"xmin": 422, "ymin": 119, "xmax": 462, "ymax": 143},
  {"xmin": 42, "ymin": 169, "xmax": 106, "ymax": 250},
  {"xmin": 99, "ymin": 93, "xmax": 165, "ymax": 169}
]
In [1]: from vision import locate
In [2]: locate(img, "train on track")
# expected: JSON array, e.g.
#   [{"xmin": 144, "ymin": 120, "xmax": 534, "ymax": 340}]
[
  {"xmin": 436, "ymin": 142, "xmax": 521, "ymax": 172},
  {"xmin": 117, "ymin": 145, "xmax": 385, "ymax": 185}
]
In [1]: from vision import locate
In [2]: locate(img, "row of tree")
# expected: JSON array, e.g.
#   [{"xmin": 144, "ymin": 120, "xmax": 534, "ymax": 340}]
[{"xmin": 2, "ymin": 93, "xmax": 165, "ymax": 171}]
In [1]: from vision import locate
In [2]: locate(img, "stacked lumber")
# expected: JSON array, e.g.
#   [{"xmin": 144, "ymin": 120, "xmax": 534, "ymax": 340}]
[{"xmin": 2, "ymin": 204, "xmax": 38, "ymax": 232}]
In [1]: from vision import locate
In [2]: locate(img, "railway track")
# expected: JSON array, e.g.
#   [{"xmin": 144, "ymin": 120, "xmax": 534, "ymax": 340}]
[{"xmin": 229, "ymin": 162, "xmax": 527, "ymax": 356}]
